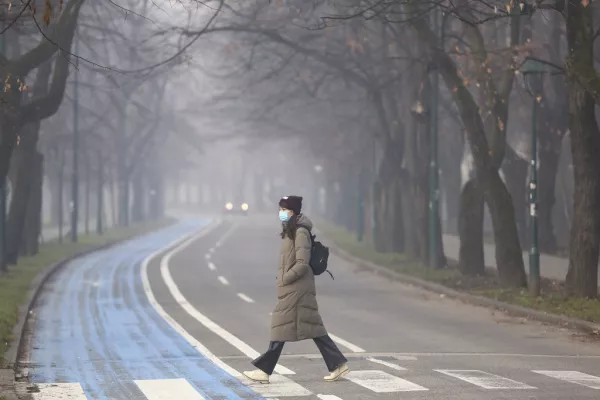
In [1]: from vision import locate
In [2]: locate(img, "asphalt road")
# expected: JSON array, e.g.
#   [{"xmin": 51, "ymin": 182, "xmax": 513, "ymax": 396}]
[{"xmin": 22, "ymin": 215, "xmax": 600, "ymax": 399}]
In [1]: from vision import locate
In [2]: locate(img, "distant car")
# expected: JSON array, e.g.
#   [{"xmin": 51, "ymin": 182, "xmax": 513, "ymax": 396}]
[{"xmin": 223, "ymin": 201, "xmax": 249, "ymax": 216}]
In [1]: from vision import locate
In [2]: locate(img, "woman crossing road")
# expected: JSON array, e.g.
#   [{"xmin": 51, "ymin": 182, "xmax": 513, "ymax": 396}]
[{"xmin": 243, "ymin": 195, "xmax": 349, "ymax": 384}]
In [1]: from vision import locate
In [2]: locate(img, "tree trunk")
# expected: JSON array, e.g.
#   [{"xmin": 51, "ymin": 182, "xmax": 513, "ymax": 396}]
[
  {"xmin": 58, "ymin": 150, "xmax": 65, "ymax": 243},
  {"xmin": 537, "ymin": 139, "xmax": 561, "ymax": 254},
  {"xmin": 502, "ymin": 147, "xmax": 528, "ymax": 248},
  {"xmin": 131, "ymin": 171, "xmax": 145, "ymax": 223},
  {"xmin": 537, "ymin": 7, "xmax": 568, "ymax": 255},
  {"xmin": 564, "ymin": 1, "xmax": 600, "ymax": 297},
  {"xmin": 373, "ymin": 180, "xmax": 387, "ymax": 252},
  {"xmin": 96, "ymin": 156, "xmax": 104, "ymax": 235},
  {"xmin": 483, "ymin": 170, "xmax": 527, "ymax": 287},
  {"xmin": 84, "ymin": 154, "xmax": 90, "ymax": 235},
  {"xmin": 49, "ymin": 172, "xmax": 60, "ymax": 226},
  {"xmin": 109, "ymin": 166, "xmax": 116, "ymax": 227},
  {"xmin": 118, "ymin": 176, "xmax": 129, "ymax": 227},
  {"xmin": 21, "ymin": 152, "xmax": 43, "ymax": 256},
  {"xmin": 6, "ymin": 123, "xmax": 40, "ymax": 264},
  {"xmin": 440, "ymin": 155, "xmax": 462, "ymax": 234},
  {"xmin": 391, "ymin": 177, "xmax": 405, "ymax": 253},
  {"xmin": 458, "ymin": 179, "xmax": 485, "ymax": 275}
]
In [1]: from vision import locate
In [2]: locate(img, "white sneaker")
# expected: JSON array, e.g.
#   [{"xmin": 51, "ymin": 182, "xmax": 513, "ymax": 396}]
[
  {"xmin": 324, "ymin": 363, "xmax": 349, "ymax": 382},
  {"xmin": 243, "ymin": 369, "xmax": 270, "ymax": 384}
]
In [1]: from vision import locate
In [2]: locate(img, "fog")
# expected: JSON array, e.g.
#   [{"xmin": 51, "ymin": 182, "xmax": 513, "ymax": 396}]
[{"xmin": 0, "ymin": 0, "xmax": 583, "ymax": 281}]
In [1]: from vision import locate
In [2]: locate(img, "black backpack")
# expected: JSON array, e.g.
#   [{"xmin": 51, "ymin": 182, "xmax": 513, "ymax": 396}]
[{"xmin": 308, "ymin": 233, "xmax": 334, "ymax": 280}]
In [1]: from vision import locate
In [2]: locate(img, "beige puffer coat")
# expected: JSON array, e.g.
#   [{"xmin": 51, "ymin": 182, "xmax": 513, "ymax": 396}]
[{"xmin": 270, "ymin": 214, "xmax": 327, "ymax": 342}]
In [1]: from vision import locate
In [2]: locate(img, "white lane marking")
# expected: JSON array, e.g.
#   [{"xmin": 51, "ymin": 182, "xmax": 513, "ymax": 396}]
[
  {"xmin": 204, "ymin": 253, "xmax": 211, "ymax": 260},
  {"xmin": 141, "ymin": 223, "xmax": 310, "ymax": 397},
  {"xmin": 533, "ymin": 370, "xmax": 600, "ymax": 389},
  {"xmin": 317, "ymin": 395, "xmax": 343, "ymax": 400},
  {"xmin": 218, "ymin": 276, "xmax": 229, "ymax": 285},
  {"xmin": 345, "ymin": 370, "xmax": 428, "ymax": 392},
  {"xmin": 435, "ymin": 370, "xmax": 536, "ymax": 389},
  {"xmin": 209, "ymin": 247, "xmax": 215, "ymax": 253},
  {"xmin": 215, "ymin": 241, "xmax": 221, "ymax": 247},
  {"xmin": 159, "ymin": 230, "xmax": 295, "ymax": 375},
  {"xmin": 208, "ymin": 262, "xmax": 216, "ymax": 271},
  {"xmin": 32, "ymin": 383, "xmax": 88, "ymax": 399},
  {"xmin": 391, "ymin": 355, "xmax": 418, "ymax": 361},
  {"xmin": 366, "ymin": 357, "xmax": 407, "ymax": 371},
  {"xmin": 376, "ymin": 352, "xmax": 600, "ymax": 358},
  {"xmin": 258, "ymin": 375, "xmax": 311, "ymax": 397},
  {"xmin": 329, "ymin": 333, "xmax": 365, "ymax": 353},
  {"xmin": 134, "ymin": 378, "xmax": 205, "ymax": 399},
  {"xmin": 237, "ymin": 293, "xmax": 255, "ymax": 303}
]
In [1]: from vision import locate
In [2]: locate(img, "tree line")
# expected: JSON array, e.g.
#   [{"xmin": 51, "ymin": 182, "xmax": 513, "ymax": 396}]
[
  {"xmin": 0, "ymin": 0, "xmax": 209, "ymax": 271},
  {"xmin": 2, "ymin": 0, "xmax": 599, "ymax": 299},
  {"xmin": 170, "ymin": 0, "xmax": 599, "ymax": 297}
]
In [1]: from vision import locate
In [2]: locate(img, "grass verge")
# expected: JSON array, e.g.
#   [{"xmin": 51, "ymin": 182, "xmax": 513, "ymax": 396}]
[
  {"xmin": 0, "ymin": 217, "xmax": 175, "ymax": 362},
  {"xmin": 318, "ymin": 221, "xmax": 600, "ymax": 326}
]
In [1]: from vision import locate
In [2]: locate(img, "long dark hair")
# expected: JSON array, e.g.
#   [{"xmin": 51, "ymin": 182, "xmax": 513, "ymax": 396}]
[{"xmin": 280, "ymin": 214, "xmax": 298, "ymax": 240}]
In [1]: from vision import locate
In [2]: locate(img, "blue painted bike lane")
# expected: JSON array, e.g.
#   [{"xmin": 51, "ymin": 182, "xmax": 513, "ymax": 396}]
[{"xmin": 27, "ymin": 219, "xmax": 265, "ymax": 399}]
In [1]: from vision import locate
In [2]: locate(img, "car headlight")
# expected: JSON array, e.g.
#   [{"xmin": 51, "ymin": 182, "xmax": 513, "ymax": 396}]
[
  {"xmin": 225, "ymin": 202, "xmax": 233, "ymax": 210},
  {"xmin": 241, "ymin": 203, "xmax": 249, "ymax": 211}
]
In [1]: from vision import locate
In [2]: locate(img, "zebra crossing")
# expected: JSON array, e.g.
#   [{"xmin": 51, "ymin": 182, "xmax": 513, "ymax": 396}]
[{"xmin": 30, "ymin": 367, "xmax": 600, "ymax": 399}]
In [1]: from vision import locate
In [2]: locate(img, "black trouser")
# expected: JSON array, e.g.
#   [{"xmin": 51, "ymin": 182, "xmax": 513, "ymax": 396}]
[{"xmin": 252, "ymin": 335, "xmax": 347, "ymax": 375}]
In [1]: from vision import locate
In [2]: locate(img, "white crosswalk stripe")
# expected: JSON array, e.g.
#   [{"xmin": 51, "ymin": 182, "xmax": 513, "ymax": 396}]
[
  {"xmin": 32, "ymin": 383, "xmax": 88, "ymax": 399},
  {"xmin": 244, "ymin": 374, "xmax": 312, "ymax": 397},
  {"xmin": 134, "ymin": 378, "xmax": 206, "ymax": 400},
  {"xmin": 435, "ymin": 369, "xmax": 536, "ymax": 389},
  {"xmin": 366, "ymin": 357, "xmax": 407, "ymax": 371},
  {"xmin": 30, "ymin": 368, "xmax": 600, "ymax": 399},
  {"xmin": 345, "ymin": 370, "xmax": 428, "ymax": 392},
  {"xmin": 533, "ymin": 370, "xmax": 600, "ymax": 389}
]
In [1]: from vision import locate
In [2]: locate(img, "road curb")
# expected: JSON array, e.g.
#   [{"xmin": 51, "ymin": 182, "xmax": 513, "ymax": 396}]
[
  {"xmin": 321, "ymin": 234, "xmax": 600, "ymax": 336},
  {"xmin": 2, "ymin": 221, "xmax": 178, "ymax": 371}
]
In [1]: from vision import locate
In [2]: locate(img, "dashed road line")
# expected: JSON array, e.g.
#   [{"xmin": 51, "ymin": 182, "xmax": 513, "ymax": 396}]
[
  {"xmin": 207, "ymin": 262, "xmax": 216, "ymax": 271},
  {"xmin": 237, "ymin": 293, "xmax": 255, "ymax": 303},
  {"xmin": 329, "ymin": 333, "xmax": 365, "ymax": 353},
  {"xmin": 366, "ymin": 357, "xmax": 407, "ymax": 371},
  {"xmin": 158, "ymin": 229, "xmax": 295, "ymax": 375},
  {"xmin": 218, "ymin": 276, "xmax": 229, "ymax": 285},
  {"xmin": 141, "ymin": 225, "xmax": 307, "ymax": 398}
]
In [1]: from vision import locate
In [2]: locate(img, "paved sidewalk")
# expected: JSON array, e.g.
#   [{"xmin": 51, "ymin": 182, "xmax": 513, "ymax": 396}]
[{"xmin": 443, "ymin": 235, "xmax": 600, "ymax": 283}]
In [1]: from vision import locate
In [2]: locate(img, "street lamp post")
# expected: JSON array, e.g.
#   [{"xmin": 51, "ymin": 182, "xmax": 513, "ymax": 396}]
[
  {"xmin": 71, "ymin": 28, "xmax": 80, "ymax": 243},
  {"xmin": 429, "ymin": 6, "xmax": 441, "ymax": 269},
  {"xmin": 371, "ymin": 136, "xmax": 377, "ymax": 246},
  {"xmin": 519, "ymin": 57, "xmax": 561, "ymax": 297},
  {"xmin": 0, "ymin": 24, "xmax": 6, "ymax": 271},
  {"xmin": 357, "ymin": 167, "xmax": 365, "ymax": 242}
]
